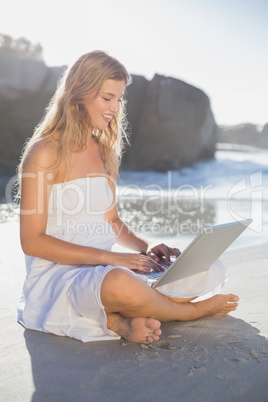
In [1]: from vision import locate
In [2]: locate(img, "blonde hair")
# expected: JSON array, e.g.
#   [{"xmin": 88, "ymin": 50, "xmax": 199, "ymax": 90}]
[{"xmin": 18, "ymin": 50, "xmax": 131, "ymax": 181}]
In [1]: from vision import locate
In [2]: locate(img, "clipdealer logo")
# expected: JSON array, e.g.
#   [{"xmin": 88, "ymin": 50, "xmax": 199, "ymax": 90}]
[{"xmin": 227, "ymin": 170, "xmax": 263, "ymax": 233}]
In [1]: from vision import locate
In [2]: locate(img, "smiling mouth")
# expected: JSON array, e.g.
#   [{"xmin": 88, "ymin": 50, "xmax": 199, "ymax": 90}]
[{"xmin": 101, "ymin": 113, "xmax": 113, "ymax": 120}]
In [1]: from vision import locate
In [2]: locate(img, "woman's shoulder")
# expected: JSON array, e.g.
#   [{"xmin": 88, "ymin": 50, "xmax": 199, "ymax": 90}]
[{"xmin": 22, "ymin": 137, "xmax": 59, "ymax": 173}]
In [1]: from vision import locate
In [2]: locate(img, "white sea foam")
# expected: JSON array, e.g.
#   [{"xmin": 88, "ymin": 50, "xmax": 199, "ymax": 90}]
[
  {"xmin": 117, "ymin": 147, "xmax": 268, "ymax": 246},
  {"xmin": 118, "ymin": 148, "xmax": 268, "ymax": 201}
]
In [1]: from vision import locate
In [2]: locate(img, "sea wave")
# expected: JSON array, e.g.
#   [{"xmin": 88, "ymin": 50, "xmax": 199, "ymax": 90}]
[
  {"xmin": 117, "ymin": 148, "xmax": 268, "ymax": 201},
  {"xmin": 116, "ymin": 148, "xmax": 268, "ymax": 243}
]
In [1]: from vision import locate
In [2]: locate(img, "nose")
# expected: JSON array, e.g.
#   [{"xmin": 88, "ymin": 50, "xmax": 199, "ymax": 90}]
[{"xmin": 109, "ymin": 100, "xmax": 120, "ymax": 114}]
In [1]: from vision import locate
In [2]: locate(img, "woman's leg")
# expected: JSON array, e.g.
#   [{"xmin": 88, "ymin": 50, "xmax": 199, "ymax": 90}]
[{"xmin": 101, "ymin": 269, "xmax": 239, "ymax": 343}]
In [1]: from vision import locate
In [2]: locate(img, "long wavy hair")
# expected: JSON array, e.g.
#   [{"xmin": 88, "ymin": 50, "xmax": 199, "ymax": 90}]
[{"xmin": 18, "ymin": 50, "xmax": 131, "ymax": 182}]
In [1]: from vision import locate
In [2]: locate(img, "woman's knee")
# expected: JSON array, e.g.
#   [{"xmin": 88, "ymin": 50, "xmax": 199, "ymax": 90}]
[{"xmin": 101, "ymin": 268, "xmax": 147, "ymax": 310}]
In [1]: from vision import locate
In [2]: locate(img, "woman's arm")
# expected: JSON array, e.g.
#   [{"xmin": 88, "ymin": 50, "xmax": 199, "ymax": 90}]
[
  {"xmin": 19, "ymin": 143, "xmax": 162, "ymax": 272},
  {"xmin": 20, "ymin": 142, "xmax": 112, "ymax": 266},
  {"xmin": 104, "ymin": 177, "xmax": 151, "ymax": 253},
  {"xmin": 107, "ymin": 215, "xmax": 149, "ymax": 253}
]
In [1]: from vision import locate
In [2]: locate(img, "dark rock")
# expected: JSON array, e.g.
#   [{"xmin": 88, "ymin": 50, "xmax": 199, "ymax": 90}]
[
  {"xmin": 123, "ymin": 74, "xmax": 216, "ymax": 171},
  {"xmin": 0, "ymin": 51, "xmax": 217, "ymax": 173},
  {"xmin": 217, "ymin": 123, "xmax": 268, "ymax": 148},
  {"xmin": 125, "ymin": 74, "xmax": 149, "ymax": 144},
  {"xmin": 261, "ymin": 123, "xmax": 268, "ymax": 147},
  {"xmin": 0, "ymin": 50, "xmax": 65, "ymax": 168}
]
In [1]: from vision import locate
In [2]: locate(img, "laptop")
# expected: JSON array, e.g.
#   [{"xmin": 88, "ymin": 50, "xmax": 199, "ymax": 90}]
[{"xmin": 143, "ymin": 219, "xmax": 252, "ymax": 288}]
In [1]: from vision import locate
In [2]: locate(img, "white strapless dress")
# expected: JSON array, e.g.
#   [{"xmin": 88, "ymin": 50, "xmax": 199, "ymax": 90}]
[{"xmin": 18, "ymin": 177, "xmax": 227, "ymax": 342}]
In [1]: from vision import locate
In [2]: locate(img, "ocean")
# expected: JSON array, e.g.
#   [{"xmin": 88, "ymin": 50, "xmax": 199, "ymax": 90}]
[
  {"xmin": 117, "ymin": 145, "xmax": 268, "ymax": 250},
  {"xmin": 1, "ymin": 145, "xmax": 267, "ymax": 251}
]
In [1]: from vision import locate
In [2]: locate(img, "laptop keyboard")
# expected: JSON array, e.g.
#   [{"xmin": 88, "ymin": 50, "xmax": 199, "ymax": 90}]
[{"xmin": 144, "ymin": 271, "xmax": 164, "ymax": 280}]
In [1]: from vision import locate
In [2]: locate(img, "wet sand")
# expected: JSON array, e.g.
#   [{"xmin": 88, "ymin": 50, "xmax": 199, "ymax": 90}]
[{"xmin": 0, "ymin": 222, "xmax": 267, "ymax": 402}]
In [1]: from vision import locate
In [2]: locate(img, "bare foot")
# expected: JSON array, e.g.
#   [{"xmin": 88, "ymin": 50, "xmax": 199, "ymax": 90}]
[
  {"xmin": 194, "ymin": 294, "xmax": 239, "ymax": 319},
  {"xmin": 107, "ymin": 313, "xmax": 162, "ymax": 344}
]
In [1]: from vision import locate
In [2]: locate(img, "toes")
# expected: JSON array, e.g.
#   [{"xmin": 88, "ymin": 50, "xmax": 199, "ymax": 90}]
[
  {"xmin": 228, "ymin": 294, "xmax": 239, "ymax": 302},
  {"xmin": 226, "ymin": 302, "xmax": 239, "ymax": 311},
  {"xmin": 145, "ymin": 329, "xmax": 161, "ymax": 343},
  {"xmin": 145, "ymin": 318, "xmax": 161, "ymax": 331},
  {"xmin": 148, "ymin": 328, "xmax": 161, "ymax": 335},
  {"xmin": 143, "ymin": 323, "xmax": 161, "ymax": 344},
  {"xmin": 145, "ymin": 334, "xmax": 160, "ymax": 343},
  {"xmin": 217, "ymin": 301, "xmax": 239, "ymax": 316}
]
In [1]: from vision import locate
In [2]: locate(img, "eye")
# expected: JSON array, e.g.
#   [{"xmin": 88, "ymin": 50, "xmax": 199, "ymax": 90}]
[{"xmin": 103, "ymin": 97, "xmax": 111, "ymax": 102}]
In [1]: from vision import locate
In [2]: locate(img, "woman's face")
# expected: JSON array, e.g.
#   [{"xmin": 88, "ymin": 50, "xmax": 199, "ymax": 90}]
[{"xmin": 85, "ymin": 79, "xmax": 126, "ymax": 131}]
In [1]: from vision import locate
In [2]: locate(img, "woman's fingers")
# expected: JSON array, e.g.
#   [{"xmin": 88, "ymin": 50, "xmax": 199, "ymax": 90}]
[
  {"xmin": 150, "ymin": 244, "xmax": 171, "ymax": 263},
  {"xmin": 172, "ymin": 247, "xmax": 181, "ymax": 257},
  {"xmin": 115, "ymin": 245, "xmax": 182, "ymax": 273},
  {"xmin": 137, "ymin": 255, "xmax": 164, "ymax": 273},
  {"xmin": 113, "ymin": 253, "xmax": 164, "ymax": 273},
  {"xmin": 149, "ymin": 244, "xmax": 181, "ymax": 265}
]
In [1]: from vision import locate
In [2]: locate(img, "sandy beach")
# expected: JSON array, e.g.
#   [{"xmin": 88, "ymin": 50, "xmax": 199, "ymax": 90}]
[{"xmin": 0, "ymin": 219, "xmax": 267, "ymax": 402}]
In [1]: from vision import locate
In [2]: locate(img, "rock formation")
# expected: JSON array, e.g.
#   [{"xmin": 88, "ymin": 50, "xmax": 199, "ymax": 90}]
[
  {"xmin": 123, "ymin": 74, "xmax": 216, "ymax": 170},
  {"xmin": 0, "ymin": 51, "xmax": 65, "ymax": 169},
  {"xmin": 0, "ymin": 51, "xmax": 217, "ymax": 173},
  {"xmin": 217, "ymin": 123, "xmax": 268, "ymax": 149}
]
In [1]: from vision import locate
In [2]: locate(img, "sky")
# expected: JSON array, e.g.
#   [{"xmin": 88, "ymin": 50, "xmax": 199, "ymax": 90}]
[{"xmin": 0, "ymin": 0, "xmax": 267, "ymax": 127}]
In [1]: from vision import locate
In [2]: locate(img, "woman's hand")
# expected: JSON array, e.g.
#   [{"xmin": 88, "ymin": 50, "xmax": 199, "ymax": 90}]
[
  {"xmin": 147, "ymin": 244, "xmax": 181, "ymax": 266},
  {"xmin": 109, "ymin": 252, "xmax": 165, "ymax": 273}
]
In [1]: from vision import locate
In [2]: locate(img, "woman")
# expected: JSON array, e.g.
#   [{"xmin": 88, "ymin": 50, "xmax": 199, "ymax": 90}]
[{"xmin": 17, "ymin": 50, "xmax": 239, "ymax": 344}]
